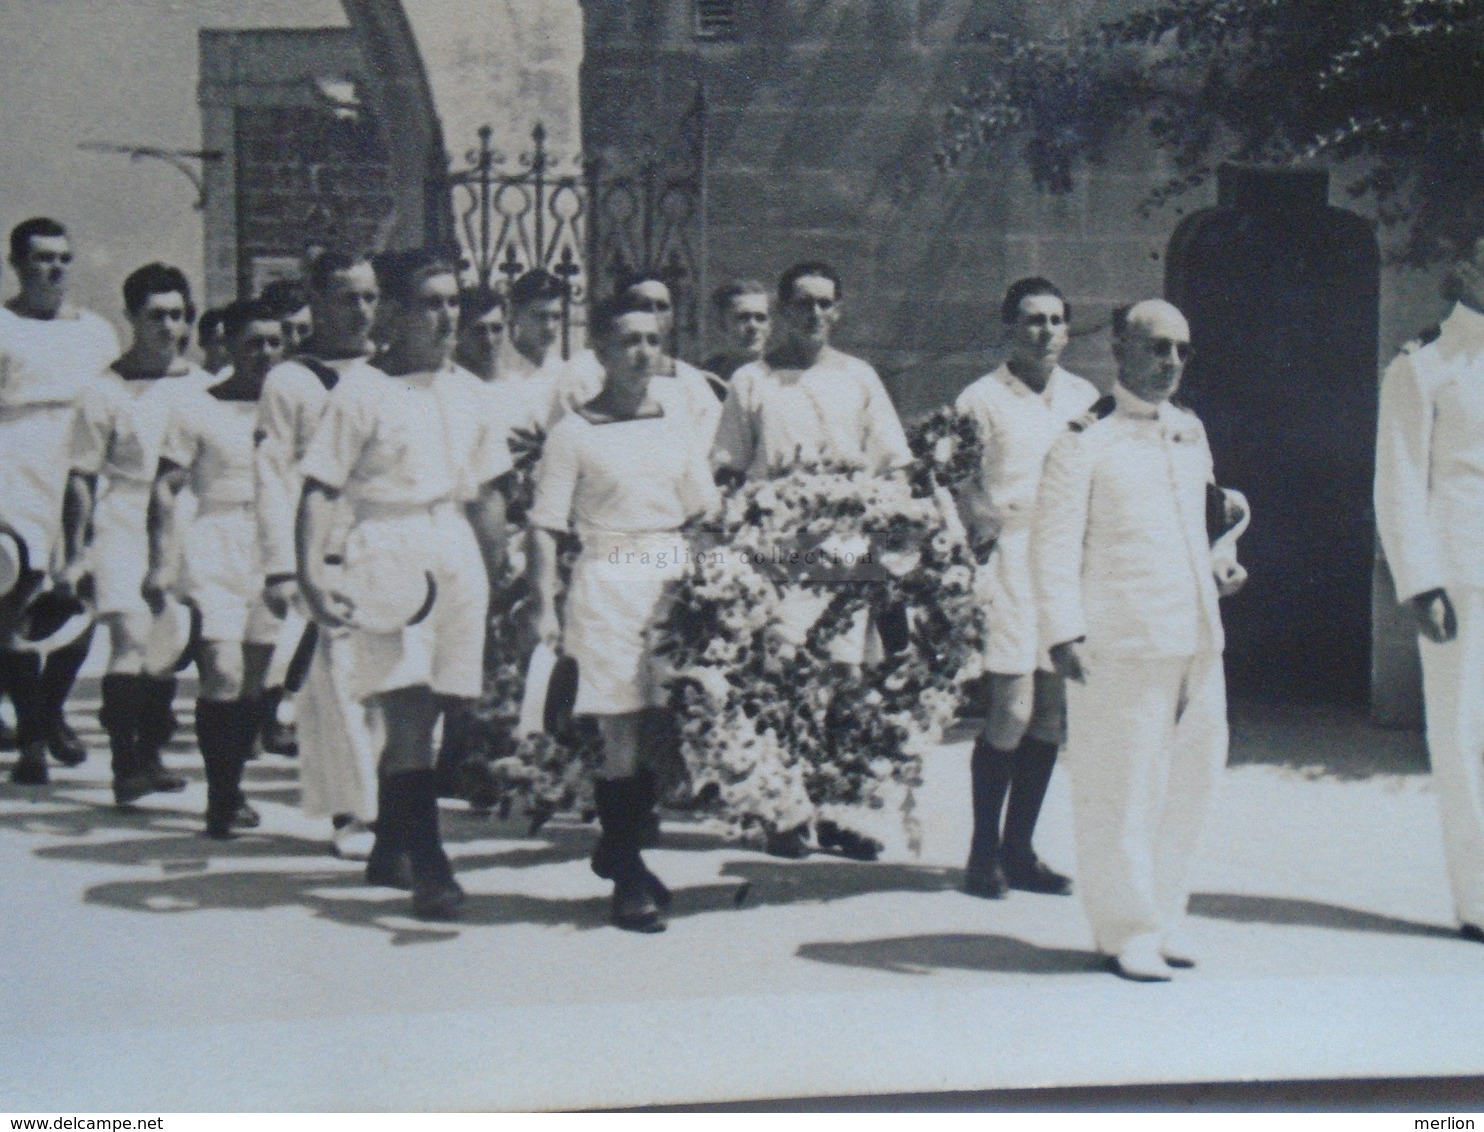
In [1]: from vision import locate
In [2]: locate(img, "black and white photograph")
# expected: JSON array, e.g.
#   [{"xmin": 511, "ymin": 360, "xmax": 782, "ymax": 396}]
[{"xmin": 1, "ymin": 0, "xmax": 1483, "ymax": 1114}]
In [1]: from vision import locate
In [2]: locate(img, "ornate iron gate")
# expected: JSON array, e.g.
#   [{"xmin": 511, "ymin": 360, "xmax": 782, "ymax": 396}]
[
  {"xmin": 585, "ymin": 88, "xmax": 707, "ymax": 357},
  {"xmin": 434, "ymin": 89, "xmax": 706, "ymax": 360}
]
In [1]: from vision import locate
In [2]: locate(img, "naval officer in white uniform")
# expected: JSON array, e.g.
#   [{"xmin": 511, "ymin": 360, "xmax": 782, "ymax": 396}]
[
  {"xmin": 1034, "ymin": 299, "xmax": 1246, "ymax": 982},
  {"xmin": 1375, "ymin": 234, "xmax": 1484, "ymax": 944}
]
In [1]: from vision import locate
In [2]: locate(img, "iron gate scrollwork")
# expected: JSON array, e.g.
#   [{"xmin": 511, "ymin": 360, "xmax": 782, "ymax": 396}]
[
  {"xmin": 434, "ymin": 88, "xmax": 706, "ymax": 361},
  {"xmin": 440, "ymin": 123, "xmax": 588, "ymax": 360},
  {"xmin": 585, "ymin": 88, "xmax": 707, "ymax": 358}
]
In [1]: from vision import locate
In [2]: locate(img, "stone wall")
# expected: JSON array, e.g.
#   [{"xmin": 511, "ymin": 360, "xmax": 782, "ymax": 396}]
[{"xmin": 581, "ymin": 0, "xmax": 1216, "ymax": 417}]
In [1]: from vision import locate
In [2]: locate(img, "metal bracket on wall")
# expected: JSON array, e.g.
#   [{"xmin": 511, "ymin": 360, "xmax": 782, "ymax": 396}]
[{"xmin": 78, "ymin": 142, "xmax": 224, "ymax": 211}]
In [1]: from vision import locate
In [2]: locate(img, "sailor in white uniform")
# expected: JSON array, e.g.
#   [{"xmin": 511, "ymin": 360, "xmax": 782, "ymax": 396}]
[
  {"xmin": 529, "ymin": 294, "xmax": 719, "ymax": 932},
  {"xmin": 64, "ymin": 263, "xmax": 209, "ymax": 802},
  {"xmin": 0, "ymin": 219, "xmax": 118, "ymax": 785},
  {"xmin": 709, "ymin": 260, "xmax": 913, "ymax": 861},
  {"xmin": 1375, "ymin": 235, "xmax": 1484, "ymax": 944},
  {"xmin": 297, "ymin": 250, "xmax": 510, "ymax": 921},
  {"xmin": 1034, "ymin": 299, "xmax": 1246, "ymax": 982},
  {"xmin": 146, "ymin": 298, "xmax": 285, "ymax": 836},
  {"xmin": 953, "ymin": 278, "xmax": 1100, "ymax": 899},
  {"xmin": 254, "ymin": 251, "xmax": 382, "ymax": 858},
  {"xmin": 562, "ymin": 271, "xmax": 723, "ymax": 456}
]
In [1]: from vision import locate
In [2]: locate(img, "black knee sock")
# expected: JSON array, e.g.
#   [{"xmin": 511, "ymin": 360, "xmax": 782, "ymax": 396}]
[
  {"xmin": 136, "ymin": 677, "xmax": 179, "ymax": 760},
  {"xmin": 196, "ymin": 698, "xmax": 255, "ymax": 828},
  {"xmin": 968, "ymin": 735, "xmax": 1015, "ymax": 864},
  {"xmin": 1002, "ymin": 735, "xmax": 1060, "ymax": 864},
  {"xmin": 396, "ymin": 769, "xmax": 454, "ymax": 887},
  {"xmin": 37, "ymin": 627, "xmax": 93, "ymax": 731},
  {"xmin": 99, "ymin": 673, "xmax": 142, "ymax": 779},
  {"xmin": 0, "ymin": 649, "xmax": 46, "ymax": 749}
]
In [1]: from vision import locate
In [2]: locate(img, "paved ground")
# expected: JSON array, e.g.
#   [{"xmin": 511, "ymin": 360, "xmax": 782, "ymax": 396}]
[{"xmin": 2, "ymin": 686, "xmax": 1482, "ymax": 1111}]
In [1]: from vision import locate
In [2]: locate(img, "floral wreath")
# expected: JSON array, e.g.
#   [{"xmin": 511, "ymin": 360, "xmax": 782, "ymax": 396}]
[{"xmin": 464, "ymin": 406, "xmax": 989, "ymax": 843}]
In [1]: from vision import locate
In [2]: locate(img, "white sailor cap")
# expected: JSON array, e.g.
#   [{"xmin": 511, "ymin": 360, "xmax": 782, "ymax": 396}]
[
  {"xmin": 7, "ymin": 587, "xmax": 95, "ymax": 659},
  {"xmin": 142, "ymin": 594, "xmax": 203, "ymax": 677},
  {"xmin": 322, "ymin": 560, "xmax": 438, "ymax": 635}
]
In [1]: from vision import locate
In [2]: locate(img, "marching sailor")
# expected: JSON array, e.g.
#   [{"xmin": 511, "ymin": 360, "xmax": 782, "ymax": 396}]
[
  {"xmin": 146, "ymin": 298, "xmax": 285, "ymax": 836},
  {"xmin": 296, "ymin": 250, "xmax": 510, "ymax": 920},
  {"xmin": 0, "ymin": 219, "xmax": 119, "ymax": 785},
  {"xmin": 254, "ymin": 251, "xmax": 382, "ymax": 857},
  {"xmin": 529, "ymin": 293, "xmax": 720, "ymax": 932},
  {"xmin": 64, "ymin": 262, "xmax": 209, "ymax": 803},
  {"xmin": 953, "ymin": 277, "xmax": 1099, "ymax": 899}
]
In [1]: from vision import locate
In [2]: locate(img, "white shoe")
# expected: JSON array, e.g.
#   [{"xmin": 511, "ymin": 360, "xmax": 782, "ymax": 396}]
[
  {"xmin": 1110, "ymin": 937, "xmax": 1173, "ymax": 982},
  {"xmin": 1161, "ymin": 927, "xmax": 1197, "ymax": 969},
  {"xmin": 332, "ymin": 819, "xmax": 374, "ymax": 862}
]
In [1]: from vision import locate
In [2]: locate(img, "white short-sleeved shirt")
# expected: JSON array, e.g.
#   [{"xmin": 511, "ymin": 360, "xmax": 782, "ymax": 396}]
[
  {"xmin": 0, "ymin": 306, "xmax": 118, "ymax": 409},
  {"xmin": 560, "ymin": 352, "xmax": 723, "ymax": 454},
  {"xmin": 528, "ymin": 409, "xmax": 719, "ymax": 537},
  {"xmin": 710, "ymin": 350, "xmax": 912, "ymax": 479},
  {"xmin": 298, "ymin": 363, "xmax": 514, "ymax": 508},
  {"xmin": 254, "ymin": 353, "xmax": 379, "ymax": 577},
  {"xmin": 160, "ymin": 382, "xmax": 258, "ymax": 506},
  {"xmin": 955, "ymin": 363, "xmax": 1100, "ymax": 538},
  {"xmin": 70, "ymin": 365, "xmax": 213, "ymax": 486}
]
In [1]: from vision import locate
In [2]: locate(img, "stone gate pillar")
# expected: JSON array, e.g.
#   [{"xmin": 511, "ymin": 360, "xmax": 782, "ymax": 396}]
[{"xmin": 340, "ymin": 0, "xmax": 584, "ymax": 254}]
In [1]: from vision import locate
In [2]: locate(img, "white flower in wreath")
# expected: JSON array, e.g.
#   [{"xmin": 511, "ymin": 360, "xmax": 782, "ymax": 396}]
[{"xmin": 878, "ymin": 547, "xmax": 922, "ymax": 577}]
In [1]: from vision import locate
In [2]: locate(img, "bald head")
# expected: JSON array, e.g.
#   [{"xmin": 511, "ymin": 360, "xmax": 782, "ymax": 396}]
[{"xmin": 1114, "ymin": 299, "xmax": 1191, "ymax": 404}]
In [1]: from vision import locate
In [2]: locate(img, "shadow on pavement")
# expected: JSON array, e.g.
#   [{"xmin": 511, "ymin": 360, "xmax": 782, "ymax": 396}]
[
  {"xmin": 1226, "ymin": 700, "xmax": 1429, "ymax": 781},
  {"xmin": 1190, "ymin": 892, "xmax": 1458, "ymax": 940},
  {"xmin": 795, "ymin": 933, "xmax": 1103, "ymax": 976}
]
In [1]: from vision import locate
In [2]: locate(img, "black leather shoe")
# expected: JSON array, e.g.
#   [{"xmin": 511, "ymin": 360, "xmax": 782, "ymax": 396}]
[
  {"xmin": 962, "ymin": 853, "xmax": 1008, "ymax": 899},
  {"xmin": 138, "ymin": 751, "xmax": 186, "ymax": 793},
  {"xmin": 1462, "ymin": 923, "xmax": 1484, "ymax": 944},
  {"xmin": 591, "ymin": 842, "xmax": 672, "ymax": 908},
  {"xmin": 1003, "ymin": 852, "xmax": 1073, "ymax": 896},
  {"xmin": 817, "ymin": 819, "xmax": 882, "ymax": 862},
  {"xmin": 764, "ymin": 823, "xmax": 811, "ymax": 859},
  {"xmin": 411, "ymin": 876, "xmax": 465, "ymax": 921},
  {"xmin": 114, "ymin": 773, "xmax": 164, "ymax": 806},
  {"xmin": 232, "ymin": 802, "xmax": 261, "ymax": 830},
  {"xmin": 611, "ymin": 875, "xmax": 666, "ymax": 933},
  {"xmin": 261, "ymin": 720, "xmax": 297, "ymax": 757},
  {"xmin": 365, "ymin": 850, "xmax": 414, "ymax": 891},
  {"xmin": 9, "ymin": 743, "xmax": 49, "ymax": 786},
  {"xmin": 48, "ymin": 721, "xmax": 88, "ymax": 767},
  {"xmin": 0, "ymin": 717, "xmax": 16, "ymax": 752}
]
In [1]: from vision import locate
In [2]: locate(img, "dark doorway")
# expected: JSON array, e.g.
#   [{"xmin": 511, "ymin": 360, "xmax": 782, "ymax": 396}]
[{"xmin": 1166, "ymin": 166, "xmax": 1379, "ymax": 706}]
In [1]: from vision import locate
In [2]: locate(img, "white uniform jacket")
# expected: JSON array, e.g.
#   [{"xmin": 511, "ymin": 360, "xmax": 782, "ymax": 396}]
[
  {"xmin": 1375, "ymin": 302, "xmax": 1484, "ymax": 602},
  {"xmin": 1034, "ymin": 393, "xmax": 1225, "ymax": 659}
]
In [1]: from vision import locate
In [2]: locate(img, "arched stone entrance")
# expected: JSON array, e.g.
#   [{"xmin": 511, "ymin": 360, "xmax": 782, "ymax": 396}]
[{"xmin": 1166, "ymin": 166, "xmax": 1380, "ymax": 706}]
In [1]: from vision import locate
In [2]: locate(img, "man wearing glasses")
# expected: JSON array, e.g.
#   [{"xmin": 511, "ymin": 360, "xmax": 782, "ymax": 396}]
[
  {"xmin": 1034, "ymin": 299, "xmax": 1246, "ymax": 982},
  {"xmin": 0, "ymin": 218, "xmax": 120, "ymax": 784},
  {"xmin": 710, "ymin": 261, "xmax": 912, "ymax": 860},
  {"xmin": 711, "ymin": 261, "xmax": 910, "ymax": 483}
]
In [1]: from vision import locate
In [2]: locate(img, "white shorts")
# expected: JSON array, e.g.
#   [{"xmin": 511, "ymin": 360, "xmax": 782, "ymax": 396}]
[
  {"xmin": 91, "ymin": 480, "xmax": 152, "ymax": 619},
  {"xmin": 564, "ymin": 530, "xmax": 688, "ymax": 715},
  {"xmin": 974, "ymin": 525, "xmax": 1045, "ymax": 676},
  {"xmin": 182, "ymin": 503, "xmax": 278, "ymax": 645},
  {"xmin": 0, "ymin": 405, "xmax": 73, "ymax": 571},
  {"xmin": 341, "ymin": 503, "xmax": 489, "ymax": 701}
]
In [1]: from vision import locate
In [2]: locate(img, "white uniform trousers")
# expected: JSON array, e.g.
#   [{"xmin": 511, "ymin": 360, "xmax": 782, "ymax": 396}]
[
  {"xmin": 1418, "ymin": 588, "xmax": 1484, "ymax": 926},
  {"xmin": 295, "ymin": 621, "xmax": 377, "ymax": 823},
  {"xmin": 1065, "ymin": 649, "xmax": 1228, "ymax": 956}
]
